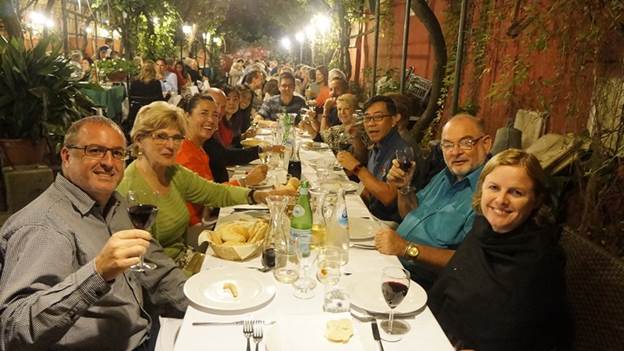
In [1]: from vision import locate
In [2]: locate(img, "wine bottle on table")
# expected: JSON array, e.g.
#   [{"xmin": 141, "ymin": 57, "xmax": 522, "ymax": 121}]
[{"xmin": 290, "ymin": 180, "xmax": 312, "ymax": 255}]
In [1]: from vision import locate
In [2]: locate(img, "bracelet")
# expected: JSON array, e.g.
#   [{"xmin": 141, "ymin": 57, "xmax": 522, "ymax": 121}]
[
  {"xmin": 398, "ymin": 186, "xmax": 414, "ymax": 195},
  {"xmin": 247, "ymin": 190, "xmax": 256, "ymax": 205}
]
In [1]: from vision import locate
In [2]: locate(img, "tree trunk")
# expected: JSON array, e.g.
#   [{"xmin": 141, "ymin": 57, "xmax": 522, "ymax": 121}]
[
  {"xmin": 1, "ymin": 0, "xmax": 23, "ymax": 38},
  {"xmin": 409, "ymin": 0, "xmax": 447, "ymax": 143}
]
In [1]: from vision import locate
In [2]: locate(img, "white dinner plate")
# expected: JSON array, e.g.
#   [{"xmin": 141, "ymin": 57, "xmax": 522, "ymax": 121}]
[
  {"xmin": 345, "ymin": 271, "xmax": 427, "ymax": 315},
  {"xmin": 349, "ymin": 217, "xmax": 375, "ymax": 241},
  {"xmin": 183, "ymin": 267, "xmax": 276, "ymax": 313},
  {"xmin": 320, "ymin": 180, "xmax": 359, "ymax": 194}
]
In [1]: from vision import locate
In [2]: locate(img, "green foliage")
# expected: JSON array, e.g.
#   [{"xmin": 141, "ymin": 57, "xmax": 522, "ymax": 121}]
[
  {"xmin": 0, "ymin": 36, "xmax": 94, "ymax": 140},
  {"xmin": 95, "ymin": 58, "xmax": 139, "ymax": 78}
]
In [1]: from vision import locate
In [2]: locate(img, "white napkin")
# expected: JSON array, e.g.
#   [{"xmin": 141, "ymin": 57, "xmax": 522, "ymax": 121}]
[{"xmin": 265, "ymin": 313, "xmax": 364, "ymax": 351}]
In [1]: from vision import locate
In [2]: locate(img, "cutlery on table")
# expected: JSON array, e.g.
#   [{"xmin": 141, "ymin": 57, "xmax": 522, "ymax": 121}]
[
  {"xmin": 371, "ymin": 320, "xmax": 385, "ymax": 351},
  {"xmin": 247, "ymin": 266, "xmax": 272, "ymax": 273},
  {"xmin": 192, "ymin": 320, "xmax": 276, "ymax": 326},
  {"xmin": 243, "ymin": 320, "xmax": 253, "ymax": 351},
  {"xmin": 253, "ymin": 323, "xmax": 263, "ymax": 351}
]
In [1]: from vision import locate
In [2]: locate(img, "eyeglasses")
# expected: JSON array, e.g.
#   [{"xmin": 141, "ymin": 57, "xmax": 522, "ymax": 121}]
[
  {"xmin": 440, "ymin": 135, "xmax": 486, "ymax": 151},
  {"xmin": 66, "ymin": 144, "xmax": 129, "ymax": 160},
  {"xmin": 362, "ymin": 113, "xmax": 392, "ymax": 123},
  {"xmin": 149, "ymin": 132, "xmax": 185, "ymax": 145}
]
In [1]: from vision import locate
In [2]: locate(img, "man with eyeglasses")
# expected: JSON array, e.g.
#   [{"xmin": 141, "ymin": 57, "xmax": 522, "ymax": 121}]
[
  {"xmin": 254, "ymin": 71, "xmax": 306, "ymax": 122},
  {"xmin": 374, "ymin": 114, "xmax": 492, "ymax": 290},
  {"xmin": 0, "ymin": 116, "xmax": 188, "ymax": 350},
  {"xmin": 336, "ymin": 95, "xmax": 410, "ymax": 222}
]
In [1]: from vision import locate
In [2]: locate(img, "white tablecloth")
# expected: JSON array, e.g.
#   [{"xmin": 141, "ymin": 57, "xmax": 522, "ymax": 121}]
[{"xmin": 171, "ymin": 140, "xmax": 453, "ymax": 351}]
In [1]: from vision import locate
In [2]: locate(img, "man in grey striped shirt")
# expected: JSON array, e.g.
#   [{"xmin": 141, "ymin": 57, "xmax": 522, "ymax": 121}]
[{"xmin": 0, "ymin": 116, "xmax": 188, "ymax": 350}]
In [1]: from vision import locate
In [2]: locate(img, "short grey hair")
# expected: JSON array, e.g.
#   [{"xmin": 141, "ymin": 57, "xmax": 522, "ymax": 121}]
[{"xmin": 64, "ymin": 116, "xmax": 126, "ymax": 146}]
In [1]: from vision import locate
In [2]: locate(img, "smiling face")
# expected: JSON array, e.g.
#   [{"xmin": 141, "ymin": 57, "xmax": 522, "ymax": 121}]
[
  {"xmin": 239, "ymin": 89, "xmax": 252, "ymax": 109},
  {"xmin": 480, "ymin": 165, "xmax": 539, "ymax": 233},
  {"xmin": 329, "ymin": 79, "xmax": 346, "ymax": 98},
  {"xmin": 206, "ymin": 89, "xmax": 227, "ymax": 119},
  {"xmin": 279, "ymin": 77, "xmax": 295, "ymax": 102},
  {"xmin": 137, "ymin": 127, "xmax": 184, "ymax": 169},
  {"xmin": 315, "ymin": 70, "xmax": 325, "ymax": 84},
  {"xmin": 441, "ymin": 116, "xmax": 492, "ymax": 180},
  {"xmin": 363, "ymin": 101, "xmax": 400, "ymax": 144},
  {"xmin": 61, "ymin": 123, "xmax": 126, "ymax": 206},
  {"xmin": 337, "ymin": 101, "xmax": 355, "ymax": 125},
  {"xmin": 187, "ymin": 99, "xmax": 219, "ymax": 144}
]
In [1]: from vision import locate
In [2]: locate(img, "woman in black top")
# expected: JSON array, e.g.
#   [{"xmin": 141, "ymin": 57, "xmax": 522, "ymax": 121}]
[
  {"xmin": 428, "ymin": 149, "xmax": 568, "ymax": 351},
  {"xmin": 126, "ymin": 60, "xmax": 165, "ymax": 133}
]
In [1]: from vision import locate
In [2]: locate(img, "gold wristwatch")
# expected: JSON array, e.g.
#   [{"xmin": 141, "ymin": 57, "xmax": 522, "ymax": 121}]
[{"xmin": 404, "ymin": 243, "xmax": 420, "ymax": 260}]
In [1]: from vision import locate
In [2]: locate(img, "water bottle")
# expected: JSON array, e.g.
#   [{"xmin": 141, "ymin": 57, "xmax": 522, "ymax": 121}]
[
  {"xmin": 290, "ymin": 181, "xmax": 312, "ymax": 255},
  {"xmin": 326, "ymin": 189, "xmax": 349, "ymax": 265}
]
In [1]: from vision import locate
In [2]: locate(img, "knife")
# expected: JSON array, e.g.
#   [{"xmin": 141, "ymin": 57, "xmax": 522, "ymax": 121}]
[
  {"xmin": 371, "ymin": 320, "xmax": 384, "ymax": 351},
  {"xmin": 192, "ymin": 320, "xmax": 276, "ymax": 326}
]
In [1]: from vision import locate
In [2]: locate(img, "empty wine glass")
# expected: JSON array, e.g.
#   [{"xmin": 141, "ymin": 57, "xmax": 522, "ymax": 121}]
[
  {"xmin": 395, "ymin": 147, "xmax": 415, "ymax": 172},
  {"xmin": 380, "ymin": 266, "xmax": 411, "ymax": 341},
  {"xmin": 126, "ymin": 189, "xmax": 159, "ymax": 272},
  {"xmin": 293, "ymin": 237, "xmax": 319, "ymax": 299}
]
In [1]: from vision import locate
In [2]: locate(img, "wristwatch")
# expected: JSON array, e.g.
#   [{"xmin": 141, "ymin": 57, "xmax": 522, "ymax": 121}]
[
  {"xmin": 352, "ymin": 163, "xmax": 363, "ymax": 176},
  {"xmin": 403, "ymin": 243, "xmax": 420, "ymax": 260}
]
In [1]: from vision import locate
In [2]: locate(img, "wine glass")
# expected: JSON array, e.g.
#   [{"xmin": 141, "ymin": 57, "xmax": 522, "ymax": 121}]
[
  {"xmin": 317, "ymin": 247, "xmax": 348, "ymax": 312},
  {"xmin": 380, "ymin": 266, "xmax": 411, "ymax": 341},
  {"xmin": 395, "ymin": 147, "xmax": 415, "ymax": 172},
  {"xmin": 126, "ymin": 189, "xmax": 159, "ymax": 272},
  {"xmin": 293, "ymin": 237, "xmax": 319, "ymax": 299}
]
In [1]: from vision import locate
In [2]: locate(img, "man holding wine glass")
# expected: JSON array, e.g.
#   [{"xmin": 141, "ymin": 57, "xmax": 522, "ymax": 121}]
[
  {"xmin": 0, "ymin": 116, "xmax": 188, "ymax": 351},
  {"xmin": 336, "ymin": 95, "xmax": 410, "ymax": 223},
  {"xmin": 376, "ymin": 114, "xmax": 492, "ymax": 290}
]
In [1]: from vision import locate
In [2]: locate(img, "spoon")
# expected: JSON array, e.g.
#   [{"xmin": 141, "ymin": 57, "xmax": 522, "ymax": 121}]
[{"xmin": 247, "ymin": 266, "xmax": 272, "ymax": 273}]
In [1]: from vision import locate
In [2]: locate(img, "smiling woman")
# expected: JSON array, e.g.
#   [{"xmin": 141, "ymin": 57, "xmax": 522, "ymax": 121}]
[
  {"xmin": 116, "ymin": 102, "xmax": 291, "ymax": 272},
  {"xmin": 428, "ymin": 149, "xmax": 569, "ymax": 350}
]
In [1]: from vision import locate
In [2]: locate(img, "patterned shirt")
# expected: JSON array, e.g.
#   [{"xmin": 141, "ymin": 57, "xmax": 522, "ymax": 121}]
[
  {"xmin": 0, "ymin": 175, "xmax": 188, "ymax": 351},
  {"xmin": 257, "ymin": 94, "xmax": 306, "ymax": 121}
]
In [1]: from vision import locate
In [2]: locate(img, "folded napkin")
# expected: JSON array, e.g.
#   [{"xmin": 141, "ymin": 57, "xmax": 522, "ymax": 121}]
[{"xmin": 265, "ymin": 313, "xmax": 364, "ymax": 351}]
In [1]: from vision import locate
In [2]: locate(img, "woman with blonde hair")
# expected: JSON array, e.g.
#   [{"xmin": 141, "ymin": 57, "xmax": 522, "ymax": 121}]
[
  {"xmin": 118, "ymin": 101, "xmax": 291, "ymax": 271},
  {"xmin": 428, "ymin": 149, "xmax": 567, "ymax": 350},
  {"xmin": 127, "ymin": 60, "xmax": 165, "ymax": 133}
]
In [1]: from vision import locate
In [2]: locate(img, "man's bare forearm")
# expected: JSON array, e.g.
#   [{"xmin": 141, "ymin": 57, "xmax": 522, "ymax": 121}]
[{"xmin": 397, "ymin": 191, "xmax": 418, "ymax": 218}]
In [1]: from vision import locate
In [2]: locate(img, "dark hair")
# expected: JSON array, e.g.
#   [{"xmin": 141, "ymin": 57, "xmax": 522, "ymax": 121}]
[
  {"xmin": 279, "ymin": 71, "xmax": 295, "ymax": 85},
  {"xmin": 263, "ymin": 79, "xmax": 279, "ymax": 96},
  {"xmin": 363, "ymin": 95, "xmax": 397, "ymax": 116},
  {"xmin": 222, "ymin": 84, "xmax": 239, "ymax": 97},
  {"xmin": 184, "ymin": 95, "xmax": 215, "ymax": 113},
  {"xmin": 384, "ymin": 93, "xmax": 412, "ymax": 122},
  {"xmin": 236, "ymin": 84, "xmax": 252, "ymax": 95},
  {"xmin": 315, "ymin": 65, "xmax": 328, "ymax": 85},
  {"xmin": 330, "ymin": 77, "xmax": 348, "ymax": 92},
  {"xmin": 243, "ymin": 70, "xmax": 263, "ymax": 84}
]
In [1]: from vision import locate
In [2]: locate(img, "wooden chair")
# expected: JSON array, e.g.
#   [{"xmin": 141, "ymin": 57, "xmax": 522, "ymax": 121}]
[{"xmin": 560, "ymin": 229, "xmax": 624, "ymax": 350}]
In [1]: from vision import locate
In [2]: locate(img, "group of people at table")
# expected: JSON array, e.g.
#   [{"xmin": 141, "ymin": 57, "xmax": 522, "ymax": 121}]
[{"xmin": 0, "ymin": 65, "xmax": 569, "ymax": 351}]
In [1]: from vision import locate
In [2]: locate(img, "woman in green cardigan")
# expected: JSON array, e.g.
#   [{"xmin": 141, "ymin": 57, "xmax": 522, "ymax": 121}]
[{"xmin": 117, "ymin": 101, "xmax": 292, "ymax": 269}]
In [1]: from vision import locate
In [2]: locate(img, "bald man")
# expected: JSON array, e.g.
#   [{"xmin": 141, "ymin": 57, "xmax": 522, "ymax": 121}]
[{"xmin": 375, "ymin": 114, "xmax": 492, "ymax": 289}]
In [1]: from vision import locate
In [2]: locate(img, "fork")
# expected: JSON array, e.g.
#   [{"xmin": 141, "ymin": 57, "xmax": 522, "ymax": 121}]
[
  {"xmin": 243, "ymin": 320, "xmax": 253, "ymax": 351},
  {"xmin": 253, "ymin": 323, "xmax": 263, "ymax": 351}
]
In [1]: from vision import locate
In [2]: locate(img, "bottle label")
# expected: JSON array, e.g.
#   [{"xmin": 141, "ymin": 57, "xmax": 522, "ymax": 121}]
[
  {"xmin": 291, "ymin": 228, "xmax": 312, "ymax": 255},
  {"xmin": 292, "ymin": 204, "xmax": 305, "ymax": 217},
  {"xmin": 337, "ymin": 207, "xmax": 348, "ymax": 228}
]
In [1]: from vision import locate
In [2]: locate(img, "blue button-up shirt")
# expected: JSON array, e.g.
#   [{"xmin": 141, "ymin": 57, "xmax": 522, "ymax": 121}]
[
  {"xmin": 367, "ymin": 128, "xmax": 409, "ymax": 222},
  {"xmin": 397, "ymin": 165, "xmax": 483, "ymax": 289}
]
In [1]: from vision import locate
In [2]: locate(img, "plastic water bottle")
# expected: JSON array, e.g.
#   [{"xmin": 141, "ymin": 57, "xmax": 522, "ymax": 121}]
[
  {"xmin": 290, "ymin": 181, "xmax": 312, "ymax": 255},
  {"xmin": 326, "ymin": 189, "xmax": 349, "ymax": 265}
]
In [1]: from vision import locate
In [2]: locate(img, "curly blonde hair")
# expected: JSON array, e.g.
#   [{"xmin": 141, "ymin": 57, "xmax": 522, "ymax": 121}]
[{"xmin": 130, "ymin": 101, "xmax": 187, "ymax": 154}]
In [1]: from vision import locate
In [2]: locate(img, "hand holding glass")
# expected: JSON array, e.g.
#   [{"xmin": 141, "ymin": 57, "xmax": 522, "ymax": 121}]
[{"xmin": 127, "ymin": 189, "xmax": 158, "ymax": 272}]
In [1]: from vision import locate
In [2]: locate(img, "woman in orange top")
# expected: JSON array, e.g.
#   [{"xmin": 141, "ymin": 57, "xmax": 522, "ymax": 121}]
[
  {"xmin": 314, "ymin": 65, "xmax": 330, "ymax": 109},
  {"xmin": 176, "ymin": 95, "xmax": 268, "ymax": 225}
]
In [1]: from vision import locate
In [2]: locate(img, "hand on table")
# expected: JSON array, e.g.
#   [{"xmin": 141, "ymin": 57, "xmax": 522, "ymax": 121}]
[
  {"xmin": 95, "ymin": 230, "xmax": 152, "ymax": 282},
  {"xmin": 387, "ymin": 159, "xmax": 416, "ymax": 190},
  {"xmin": 336, "ymin": 151, "xmax": 360, "ymax": 172},
  {"xmin": 244, "ymin": 165, "xmax": 268, "ymax": 186},
  {"xmin": 375, "ymin": 228, "xmax": 409, "ymax": 257}
]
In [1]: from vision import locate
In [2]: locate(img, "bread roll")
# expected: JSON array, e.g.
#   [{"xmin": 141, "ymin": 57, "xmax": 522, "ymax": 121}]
[{"xmin": 325, "ymin": 319, "xmax": 353, "ymax": 343}]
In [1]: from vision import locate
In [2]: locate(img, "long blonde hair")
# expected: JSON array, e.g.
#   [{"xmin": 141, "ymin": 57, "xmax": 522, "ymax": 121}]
[{"xmin": 139, "ymin": 60, "xmax": 157, "ymax": 83}]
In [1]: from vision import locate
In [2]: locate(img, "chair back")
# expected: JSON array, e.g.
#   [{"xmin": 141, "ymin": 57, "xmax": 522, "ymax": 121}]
[{"xmin": 561, "ymin": 229, "xmax": 624, "ymax": 351}]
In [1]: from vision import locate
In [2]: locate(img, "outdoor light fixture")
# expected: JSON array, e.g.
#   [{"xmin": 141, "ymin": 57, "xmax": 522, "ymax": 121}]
[
  {"xmin": 99, "ymin": 28, "xmax": 110, "ymax": 38},
  {"xmin": 295, "ymin": 31, "xmax": 305, "ymax": 43},
  {"xmin": 202, "ymin": 32, "xmax": 211, "ymax": 41},
  {"xmin": 312, "ymin": 14, "xmax": 331, "ymax": 34},
  {"xmin": 28, "ymin": 12, "xmax": 54, "ymax": 29},
  {"xmin": 85, "ymin": 27, "xmax": 93, "ymax": 34},
  {"xmin": 280, "ymin": 37, "xmax": 292, "ymax": 50},
  {"xmin": 213, "ymin": 37, "xmax": 222, "ymax": 46},
  {"xmin": 112, "ymin": 30, "xmax": 121, "ymax": 39},
  {"xmin": 152, "ymin": 17, "xmax": 160, "ymax": 26},
  {"xmin": 304, "ymin": 25, "xmax": 316, "ymax": 40},
  {"xmin": 182, "ymin": 24, "xmax": 192, "ymax": 35}
]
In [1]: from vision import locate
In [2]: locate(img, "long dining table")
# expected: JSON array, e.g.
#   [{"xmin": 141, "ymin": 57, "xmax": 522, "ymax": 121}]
[{"xmin": 171, "ymin": 134, "xmax": 454, "ymax": 351}]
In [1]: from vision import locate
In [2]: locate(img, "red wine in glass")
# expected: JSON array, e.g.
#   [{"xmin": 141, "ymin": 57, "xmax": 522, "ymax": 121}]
[
  {"xmin": 395, "ymin": 148, "xmax": 414, "ymax": 172},
  {"xmin": 128, "ymin": 204, "xmax": 158, "ymax": 230},
  {"xmin": 262, "ymin": 247, "xmax": 276, "ymax": 268},
  {"xmin": 382, "ymin": 281, "xmax": 409, "ymax": 308}
]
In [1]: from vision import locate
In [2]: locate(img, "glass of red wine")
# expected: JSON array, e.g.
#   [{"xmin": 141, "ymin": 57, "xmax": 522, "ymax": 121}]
[
  {"xmin": 127, "ymin": 189, "xmax": 159, "ymax": 272},
  {"xmin": 380, "ymin": 266, "xmax": 411, "ymax": 341},
  {"xmin": 395, "ymin": 147, "xmax": 415, "ymax": 172}
]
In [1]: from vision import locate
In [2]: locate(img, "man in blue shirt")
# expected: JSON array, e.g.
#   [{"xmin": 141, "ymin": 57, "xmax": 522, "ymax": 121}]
[
  {"xmin": 337, "ymin": 95, "xmax": 410, "ymax": 222},
  {"xmin": 375, "ymin": 114, "xmax": 492, "ymax": 289},
  {"xmin": 255, "ymin": 72, "xmax": 306, "ymax": 122}
]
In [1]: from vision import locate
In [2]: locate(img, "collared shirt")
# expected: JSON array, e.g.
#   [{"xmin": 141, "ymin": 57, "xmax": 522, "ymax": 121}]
[
  {"xmin": 366, "ymin": 128, "xmax": 409, "ymax": 222},
  {"xmin": 397, "ymin": 165, "xmax": 483, "ymax": 248},
  {"xmin": 160, "ymin": 71, "xmax": 178, "ymax": 95},
  {"xmin": 257, "ymin": 94, "xmax": 306, "ymax": 121},
  {"xmin": 0, "ymin": 175, "xmax": 188, "ymax": 351}
]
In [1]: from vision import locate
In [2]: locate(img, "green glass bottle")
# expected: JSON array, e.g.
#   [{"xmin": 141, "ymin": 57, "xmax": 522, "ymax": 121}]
[{"xmin": 290, "ymin": 180, "xmax": 312, "ymax": 255}]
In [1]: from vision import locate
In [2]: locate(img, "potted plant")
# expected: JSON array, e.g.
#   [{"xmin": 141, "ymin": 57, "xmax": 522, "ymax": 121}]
[
  {"xmin": 0, "ymin": 36, "xmax": 94, "ymax": 166},
  {"xmin": 95, "ymin": 58, "xmax": 139, "ymax": 82}
]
